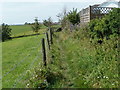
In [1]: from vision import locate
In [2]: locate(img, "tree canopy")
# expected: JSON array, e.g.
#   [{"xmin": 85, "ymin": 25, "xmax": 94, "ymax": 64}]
[{"xmin": 67, "ymin": 8, "xmax": 80, "ymax": 25}]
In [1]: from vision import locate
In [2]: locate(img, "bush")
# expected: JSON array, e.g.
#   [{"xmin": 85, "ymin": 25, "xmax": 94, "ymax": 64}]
[
  {"xmin": 31, "ymin": 18, "xmax": 41, "ymax": 33},
  {"xmin": 89, "ymin": 8, "xmax": 120, "ymax": 40},
  {"xmin": 43, "ymin": 17, "xmax": 53, "ymax": 29},
  {"xmin": 67, "ymin": 8, "xmax": 80, "ymax": 25},
  {"xmin": 1, "ymin": 23, "xmax": 12, "ymax": 42}
]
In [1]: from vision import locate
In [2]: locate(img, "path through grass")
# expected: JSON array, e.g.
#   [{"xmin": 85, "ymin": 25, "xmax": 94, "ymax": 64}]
[{"xmin": 48, "ymin": 31, "xmax": 118, "ymax": 88}]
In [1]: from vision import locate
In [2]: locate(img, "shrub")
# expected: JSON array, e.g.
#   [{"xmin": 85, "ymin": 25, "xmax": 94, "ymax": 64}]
[
  {"xmin": 89, "ymin": 8, "xmax": 120, "ymax": 40},
  {"xmin": 67, "ymin": 8, "xmax": 80, "ymax": 25},
  {"xmin": 1, "ymin": 23, "xmax": 12, "ymax": 42},
  {"xmin": 31, "ymin": 18, "xmax": 41, "ymax": 33},
  {"xmin": 43, "ymin": 17, "xmax": 53, "ymax": 29}
]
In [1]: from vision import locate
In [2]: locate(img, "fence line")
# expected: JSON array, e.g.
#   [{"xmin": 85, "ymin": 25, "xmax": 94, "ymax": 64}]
[
  {"xmin": 3, "ymin": 28, "xmax": 55, "ymax": 87},
  {"xmin": 46, "ymin": 32, "xmax": 50, "ymax": 50},
  {"xmin": 12, "ymin": 35, "xmax": 43, "ymax": 87},
  {"xmin": 13, "ymin": 28, "xmax": 56, "ymax": 87},
  {"xmin": 41, "ymin": 28, "xmax": 54, "ymax": 66}
]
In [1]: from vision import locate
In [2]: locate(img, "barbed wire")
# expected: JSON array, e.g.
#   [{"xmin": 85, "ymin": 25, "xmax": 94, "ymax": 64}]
[
  {"xmin": 2, "ymin": 34, "xmax": 45, "ymax": 88},
  {"xmin": 2, "ymin": 36, "xmax": 42, "ymax": 78},
  {"xmin": 13, "ymin": 53, "xmax": 41, "ymax": 88},
  {"xmin": 12, "ymin": 35, "xmax": 44, "ymax": 88}
]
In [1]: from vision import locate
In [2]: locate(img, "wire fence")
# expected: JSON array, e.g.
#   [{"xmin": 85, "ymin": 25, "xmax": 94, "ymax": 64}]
[
  {"xmin": 2, "ymin": 28, "xmax": 54, "ymax": 88},
  {"xmin": 13, "ymin": 53, "xmax": 41, "ymax": 88},
  {"xmin": 3, "ymin": 39, "xmax": 41, "ymax": 78},
  {"xmin": 2, "ymin": 35, "xmax": 42, "ymax": 83}
]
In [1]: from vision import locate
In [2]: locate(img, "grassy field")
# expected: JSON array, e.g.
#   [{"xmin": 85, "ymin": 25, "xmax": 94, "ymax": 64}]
[
  {"xmin": 10, "ymin": 25, "xmax": 46, "ymax": 37},
  {"xmin": 2, "ymin": 24, "xmax": 61, "ymax": 88},
  {"xmin": 2, "ymin": 34, "xmax": 45, "ymax": 88}
]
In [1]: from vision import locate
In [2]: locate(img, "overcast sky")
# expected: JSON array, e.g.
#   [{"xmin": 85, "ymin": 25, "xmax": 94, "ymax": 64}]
[{"xmin": 0, "ymin": 0, "xmax": 119, "ymax": 25}]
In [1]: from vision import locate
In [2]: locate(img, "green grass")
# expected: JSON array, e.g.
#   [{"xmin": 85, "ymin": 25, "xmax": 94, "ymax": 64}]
[
  {"xmin": 2, "ymin": 34, "xmax": 45, "ymax": 88},
  {"xmin": 2, "ymin": 24, "xmax": 60, "ymax": 88},
  {"xmin": 10, "ymin": 25, "xmax": 46, "ymax": 37},
  {"xmin": 10, "ymin": 25, "xmax": 32, "ymax": 37},
  {"xmin": 46, "ymin": 31, "xmax": 118, "ymax": 88}
]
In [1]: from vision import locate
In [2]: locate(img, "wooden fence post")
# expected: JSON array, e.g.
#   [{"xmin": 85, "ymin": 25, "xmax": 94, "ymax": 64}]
[
  {"xmin": 89, "ymin": 5, "xmax": 92, "ymax": 21},
  {"xmin": 42, "ymin": 38, "xmax": 47, "ymax": 66},
  {"xmin": 50, "ymin": 28, "xmax": 53, "ymax": 45},
  {"xmin": 46, "ymin": 32, "xmax": 50, "ymax": 50}
]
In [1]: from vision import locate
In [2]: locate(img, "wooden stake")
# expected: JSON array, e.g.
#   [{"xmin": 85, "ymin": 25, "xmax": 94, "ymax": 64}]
[
  {"xmin": 50, "ymin": 28, "xmax": 53, "ymax": 45},
  {"xmin": 42, "ymin": 38, "xmax": 47, "ymax": 66},
  {"xmin": 46, "ymin": 32, "xmax": 50, "ymax": 50}
]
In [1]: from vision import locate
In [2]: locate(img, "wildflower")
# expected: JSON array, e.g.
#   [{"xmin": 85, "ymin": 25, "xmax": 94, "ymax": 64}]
[
  {"xmin": 33, "ymin": 77, "xmax": 35, "ymax": 79},
  {"xmin": 35, "ymin": 75, "xmax": 38, "ymax": 77},
  {"xmin": 97, "ymin": 76, "xmax": 100, "ymax": 78},
  {"xmin": 27, "ymin": 83, "xmax": 29, "ymax": 86},
  {"xmin": 112, "ymin": 83, "xmax": 114, "ymax": 85},
  {"xmin": 103, "ymin": 76, "xmax": 106, "ymax": 78},
  {"xmin": 106, "ymin": 76, "xmax": 109, "ymax": 79}
]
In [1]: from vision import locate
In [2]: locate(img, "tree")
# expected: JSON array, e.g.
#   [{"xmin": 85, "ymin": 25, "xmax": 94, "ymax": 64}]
[
  {"xmin": 43, "ymin": 17, "xmax": 53, "ymax": 29},
  {"xmin": 32, "ymin": 17, "xmax": 41, "ymax": 33},
  {"xmin": 0, "ymin": 23, "xmax": 12, "ymax": 42},
  {"xmin": 67, "ymin": 8, "xmax": 80, "ymax": 25},
  {"xmin": 57, "ymin": 6, "xmax": 68, "ymax": 29}
]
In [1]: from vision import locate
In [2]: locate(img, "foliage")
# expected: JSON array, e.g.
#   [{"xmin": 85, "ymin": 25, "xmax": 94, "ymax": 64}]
[
  {"xmin": 42, "ymin": 9, "xmax": 119, "ymax": 87},
  {"xmin": 48, "ymin": 31, "xmax": 118, "ymax": 88},
  {"xmin": 67, "ymin": 8, "xmax": 80, "ymax": 25},
  {"xmin": 32, "ymin": 18, "xmax": 41, "ymax": 33},
  {"xmin": 0, "ymin": 23, "xmax": 12, "ymax": 42},
  {"xmin": 57, "ymin": 7, "xmax": 69, "ymax": 29},
  {"xmin": 60, "ymin": 16, "xmax": 68, "ymax": 29},
  {"xmin": 43, "ymin": 17, "xmax": 53, "ymax": 29},
  {"xmin": 89, "ymin": 8, "xmax": 120, "ymax": 40},
  {"xmin": 27, "ymin": 66, "xmax": 63, "ymax": 88}
]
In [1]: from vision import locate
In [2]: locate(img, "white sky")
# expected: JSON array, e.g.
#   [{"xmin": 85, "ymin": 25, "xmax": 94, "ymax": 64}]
[
  {"xmin": 0, "ymin": 0, "xmax": 119, "ymax": 25},
  {"xmin": 0, "ymin": 0, "xmax": 119, "ymax": 2},
  {"xmin": 0, "ymin": 0, "xmax": 106, "ymax": 2}
]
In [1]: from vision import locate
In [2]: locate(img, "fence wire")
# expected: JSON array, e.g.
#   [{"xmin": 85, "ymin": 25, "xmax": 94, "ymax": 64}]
[
  {"xmin": 13, "ymin": 53, "xmax": 41, "ymax": 88},
  {"xmin": 2, "ymin": 35, "xmax": 42, "ymax": 78}
]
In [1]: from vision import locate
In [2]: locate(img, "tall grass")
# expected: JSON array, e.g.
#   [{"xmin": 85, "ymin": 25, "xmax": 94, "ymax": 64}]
[{"xmin": 46, "ymin": 30, "xmax": 118, "ymax": 88}]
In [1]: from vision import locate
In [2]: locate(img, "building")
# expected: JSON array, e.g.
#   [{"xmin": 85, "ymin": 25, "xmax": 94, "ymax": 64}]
[{"xmin": 79, "ymin": 0, "xmax": 120, "ymax": 24}]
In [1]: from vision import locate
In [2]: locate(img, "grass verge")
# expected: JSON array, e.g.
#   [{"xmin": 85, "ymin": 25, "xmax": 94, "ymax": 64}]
[{"xmin": 46, "ymin": 30, "xmax": 118, "ymax": 88}]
